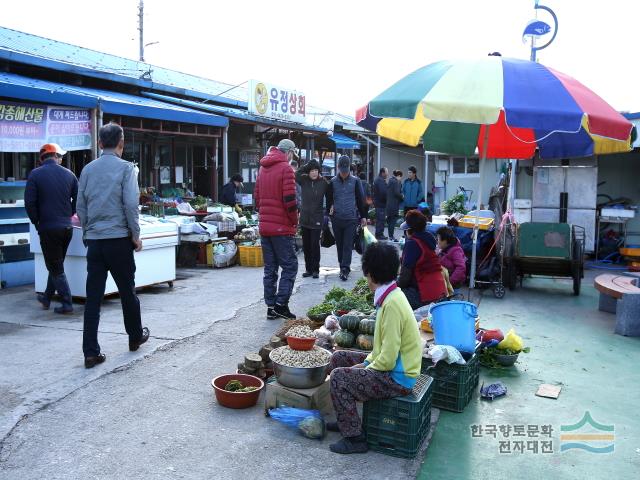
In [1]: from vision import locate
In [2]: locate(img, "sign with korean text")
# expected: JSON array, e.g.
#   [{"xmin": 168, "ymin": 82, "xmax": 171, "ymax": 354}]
[
  {"xmin": 248, "ymin": 80, "xmax": 306, "ymax": 123},
  {"xmin": 0, "ymin": 101, "xmax": 92, "ymax": 152}
]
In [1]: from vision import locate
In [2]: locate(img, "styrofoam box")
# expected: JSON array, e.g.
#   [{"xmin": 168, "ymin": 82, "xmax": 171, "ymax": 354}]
[
  {"xmin": 514, "ymin": 199, "xmax": 532, "ymax": 208},
  {"xmin": 601, "ymin": 208, "xmax": 635, "ymax": 218}
]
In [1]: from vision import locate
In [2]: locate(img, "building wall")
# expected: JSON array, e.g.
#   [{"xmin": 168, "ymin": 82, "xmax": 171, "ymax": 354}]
[
  {"xmin": 597, "ymin": 150, "xmax": 640, "ymax": 235},
  {"xmin": 427, "ymin": 154, "xmax": 505, "ymax": 212}
]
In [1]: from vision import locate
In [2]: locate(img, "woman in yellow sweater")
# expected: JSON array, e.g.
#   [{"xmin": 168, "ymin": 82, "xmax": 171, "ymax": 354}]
[{"xmin": 327, "ymin": 242, "xmax": 423, "ymax": 454}]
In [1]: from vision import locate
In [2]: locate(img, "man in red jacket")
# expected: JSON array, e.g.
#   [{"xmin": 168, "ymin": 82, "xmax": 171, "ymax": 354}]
[{"xmin": 255, "ymin": 139, "xmax": 300, "ymax": 320}]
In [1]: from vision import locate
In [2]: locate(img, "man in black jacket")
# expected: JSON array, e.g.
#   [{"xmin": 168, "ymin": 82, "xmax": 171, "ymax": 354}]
[
  {"xmin": 221, "ymin": 174, "xmax": 243, "ymax": 206},
  {"xmin": 385, "ymin": 170, "xmax": 404, "ymax": 242},
  {"xmin": 24, "ymin": 143, "xmax": 78, "ymax": 314},
  {"xmin": 296, "ymin": 159, "xmax": 328, "ymax": 278},
  {"xmin": 372, "ymin": 167, "xmax": 388, "ymax": 240}
]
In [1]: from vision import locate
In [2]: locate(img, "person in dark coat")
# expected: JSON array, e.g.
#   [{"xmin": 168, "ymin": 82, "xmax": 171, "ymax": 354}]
[
  {"xmin": 385, "ymin": 170, "xmax": 403, "ymax": 242},
  {"xmin": 397, "ymin": 211, "xmax": 448, "ymax": 309},
  {"xmin": 221, "ymin": 174, "xmax": 243, "ymax": 206},
  {"xmin": 296, "ymin": 159, "xmax": 329, "ymax": 278},
  {"xmin": 372, "ymin": 167, "xmax": 388, "ymax": 239},
  {"xmin": 24, "ymin": 143, "xmax": 78, "ymax": 314}
]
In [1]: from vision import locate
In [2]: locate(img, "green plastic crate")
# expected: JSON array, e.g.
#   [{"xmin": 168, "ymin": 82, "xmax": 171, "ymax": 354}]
[
  {"xmin": 363, "ymin": 375, "xmax": 433, "ymax": 458},
  {"xmin": 421, "ymin": 352, "xmax": 479, "ymax": 412}
]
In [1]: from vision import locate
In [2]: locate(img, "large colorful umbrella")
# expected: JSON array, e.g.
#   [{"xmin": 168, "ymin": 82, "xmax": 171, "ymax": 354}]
[{"xmin": 355, "ymin": 56, "xmax": 635, "ymax": 287}]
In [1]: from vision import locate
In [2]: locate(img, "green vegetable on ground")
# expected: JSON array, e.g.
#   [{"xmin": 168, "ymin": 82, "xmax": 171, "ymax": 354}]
[
  {"xmin": 324, "ymin": 286, "xmax": 348, "ymax": 303},
  {"xmin": 307, "ymin": 302, "xmax": 334, "ymax": 315}
]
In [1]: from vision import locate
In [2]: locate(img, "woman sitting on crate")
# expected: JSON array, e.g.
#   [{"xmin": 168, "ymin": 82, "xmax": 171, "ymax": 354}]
[
  {"xmin": 326, "ymin": 242, "xmax": 422, "ymax": 455},
  {"xmin": 397, "ymin": 210, "xmax": 449, "ymax": 310},
  {"xmin": 436, "ymin": 226, "xmax": 467, "ymax": 288}
]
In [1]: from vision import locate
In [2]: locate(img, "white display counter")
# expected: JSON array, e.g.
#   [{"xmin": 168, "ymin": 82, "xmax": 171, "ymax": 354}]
[{"xmin": 30, "ymin": 217, "xmax": 179, "ymax": 298}]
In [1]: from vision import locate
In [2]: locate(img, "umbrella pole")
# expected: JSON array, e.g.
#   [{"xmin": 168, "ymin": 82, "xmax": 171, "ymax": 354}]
[{"xmin": 469, "ymin": 126, "xmax": 490, "ymax": 290}]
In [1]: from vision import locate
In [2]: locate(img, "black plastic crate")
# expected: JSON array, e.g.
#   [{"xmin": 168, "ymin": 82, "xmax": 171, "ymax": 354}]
[
  {"xmin": 363, "ymin": 375, "xmax": 433, "ymax": 458},
  {"xmin": 0, "ymin": 244, "xmax": 34, "ymax": 263},
  {"xmin": 421, "ymin": 352, "xmax": 479, "ymax": 412}
]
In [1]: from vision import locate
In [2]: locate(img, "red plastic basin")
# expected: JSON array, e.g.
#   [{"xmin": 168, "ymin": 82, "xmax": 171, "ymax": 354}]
[
  {"xmin": 211, "ymin": 374, "xmax": 264, "ymax": 409},
  {"xmin": 286, "ymin": 336, "xmax": 316, "ymax": 351}
]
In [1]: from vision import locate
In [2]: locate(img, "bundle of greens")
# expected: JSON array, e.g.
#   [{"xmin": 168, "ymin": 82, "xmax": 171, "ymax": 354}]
[{"xmin": 324, "ymin": 286, "xmax": 348, "ymax": 303}]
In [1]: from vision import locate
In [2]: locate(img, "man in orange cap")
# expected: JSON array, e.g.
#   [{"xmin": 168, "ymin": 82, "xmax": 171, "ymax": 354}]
[{"xmin": 25, "ymin": 143, "xmax": 78, "ymax": 314}]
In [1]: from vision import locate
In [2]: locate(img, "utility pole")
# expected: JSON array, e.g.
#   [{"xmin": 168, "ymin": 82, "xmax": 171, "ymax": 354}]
[{"xmin": 138, "ymin": 0, "xmax": 144, "ymax": 62}]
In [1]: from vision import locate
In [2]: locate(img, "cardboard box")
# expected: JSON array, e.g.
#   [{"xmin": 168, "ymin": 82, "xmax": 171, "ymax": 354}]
[{"xmin": 264, "ymin": 378, "xmax": 333, "ymax": 417}]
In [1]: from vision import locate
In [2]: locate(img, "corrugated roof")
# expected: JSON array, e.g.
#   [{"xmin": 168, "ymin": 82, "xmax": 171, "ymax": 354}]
[
  {"xmin": 0, "ymin": 26, "xmax": 344, "ymax": 131},
  {"xmin": 0, "ymin": 26, "xmax": 248, "ymax": 107},
  {"xmin": 142, "ymin": 91, "xmax": 327, "ymax": 133},
  {"xmin": 0, "ymin": 71, "xmax": 228, "ymax": 127}
]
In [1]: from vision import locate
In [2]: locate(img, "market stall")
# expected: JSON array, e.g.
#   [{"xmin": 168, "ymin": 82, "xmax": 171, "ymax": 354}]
[{"xmin": 30, "ymin": 216, "xmax": 178, "ymax": 298}]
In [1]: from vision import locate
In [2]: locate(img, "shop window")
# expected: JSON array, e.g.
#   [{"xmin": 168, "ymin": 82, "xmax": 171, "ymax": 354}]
[{"xmin": 450, "ymin": 156, "xmax": 480, "ymax": 176}]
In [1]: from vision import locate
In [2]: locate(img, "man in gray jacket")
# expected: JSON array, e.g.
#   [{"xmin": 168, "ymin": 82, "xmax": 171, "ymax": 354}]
[
  {"xmin": 326, "ymin": 156, "xmax": 368, "ymax": 281},
  {"xmin": 76, "ymin": 123, "xmax": 149, "ymax": 369}
]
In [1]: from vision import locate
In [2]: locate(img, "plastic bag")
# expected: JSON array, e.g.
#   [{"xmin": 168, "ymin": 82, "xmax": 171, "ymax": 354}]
[
  {"xmin": 323, "ymin": 315, "xmax": 340, "ymax": 332},
  {"xmin": 362, "ymin": 227, "xmax": 377, "ymax": 249},
  {"xmin": 353, "ymin": 226, "xmax": 364, "ymax": 255},
  {"xmin": 426, "ymin": 345, "xmax": 466, "ymax": 365},
  {"xmin": 497, "ymin": 328, "xmax": 523, "ymax": 352},
  {"xmin": 480, "ymin": 382, "xmax": 507, "ymax": 400},
  {"xmin": 268, "ymin": 407, "xmax": 326, "ymax": 440}
]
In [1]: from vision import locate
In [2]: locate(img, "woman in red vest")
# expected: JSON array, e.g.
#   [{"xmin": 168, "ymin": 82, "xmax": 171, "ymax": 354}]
[{"xmin": 397, "ymin": 210, "xmax": 448, "ymax": 309}]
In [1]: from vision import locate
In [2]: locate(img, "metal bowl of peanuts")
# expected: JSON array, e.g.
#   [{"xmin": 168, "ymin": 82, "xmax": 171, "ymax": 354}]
[{"xmin": 269, "ymin": 345, "xmax": 332, "ymax": 389}]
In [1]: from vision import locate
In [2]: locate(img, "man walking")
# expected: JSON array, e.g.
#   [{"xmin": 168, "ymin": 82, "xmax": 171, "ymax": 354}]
[
  {"xmin": 386, "ymin": 170, "xmax": 404, "ymax": 242},
  {"xmin": 402, "ymin": 165, "xmax": 425, "ymax": 216},
  {"xmin": 255, "ymin": 139, "xmax": 299, "ymax": 320},
  {"xmin": 326, "ymin": 155, "xmax": 368, "ymax": 281},
  {"xmin": 372, "ymin": 167, "xmax": 388, "ymax": 240},
  {"xmin": 76, "ymin": 123, "xmax": 149, "ymax": 369},
  {"xmin": 24, "ymin": 143, "xmax": 78, "ymax": 314}
]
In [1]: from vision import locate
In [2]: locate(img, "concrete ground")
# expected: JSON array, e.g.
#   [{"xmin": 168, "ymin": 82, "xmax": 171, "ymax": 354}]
[
  {"xmin": 0, "ymin": 246, "xmax": 425, "ymax": 479},
  {"xmin": 1, "ymin": 243, "xmax": 639, "ymax": 479},
  {"xmin": 418, "ymin": 270, "xmax": 640, "ymax": 480}
]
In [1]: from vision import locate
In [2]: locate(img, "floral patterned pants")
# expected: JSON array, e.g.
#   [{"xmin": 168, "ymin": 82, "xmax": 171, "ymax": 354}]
[{"xmin": 328, "ymin": 350, "xmax": 411, "ymax": 437}]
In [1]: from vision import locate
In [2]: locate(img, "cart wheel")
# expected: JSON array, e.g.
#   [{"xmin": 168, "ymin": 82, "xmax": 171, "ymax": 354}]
[
  {"xmin": 168, "ymin": 281, "xmax": 174, "ymax": 288},
  {"xmin": 494, "ymin": 284, "xmax": 506, "ymax": 299}
]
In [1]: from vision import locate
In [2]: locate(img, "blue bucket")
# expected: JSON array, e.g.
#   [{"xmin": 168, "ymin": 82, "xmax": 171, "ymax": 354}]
[{"xmin": 429, "ymin": 301, "xmax": 477, "ymax": 353}]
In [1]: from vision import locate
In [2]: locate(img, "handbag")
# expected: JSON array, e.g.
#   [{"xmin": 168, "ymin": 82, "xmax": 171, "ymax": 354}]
[{"xmin": 320, "ymin": 217, "xmax": 335, "ymax": 248}]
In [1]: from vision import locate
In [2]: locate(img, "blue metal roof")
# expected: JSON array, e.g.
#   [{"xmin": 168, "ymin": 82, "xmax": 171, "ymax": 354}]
[
  {"xmin": 0, "ymin": 26, "xmax": 248, "ymax": 108},
  {"xmin": 141, "ymin": 91, "xmax": 328, "ymax": 133},
  {"xmin": 330, "ymin": 133, "xmax": 360, "ymax": 150},
  {"xmin": 0, "ymin": 72, "xmax": 228, "ymax": 127},
  {"xmin": 623, "ymin": 112, "xmax": 640, "ymax": 120}
]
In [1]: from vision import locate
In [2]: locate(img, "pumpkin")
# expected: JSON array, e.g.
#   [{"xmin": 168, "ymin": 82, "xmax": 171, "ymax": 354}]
[
  {"xmin": 356, "ymin": 334, "xmax": 374, "ymax": 351},
  {"xmin": 339, "ymin": 314, "xmax": 361, "ymax": 332},
  {"xmin": 358, "ymin": 318, "xmax": 376, "ymax": 335},
  {"xmin": 334, "ymin": 330, "xmax": 355, "ymax": 348}
]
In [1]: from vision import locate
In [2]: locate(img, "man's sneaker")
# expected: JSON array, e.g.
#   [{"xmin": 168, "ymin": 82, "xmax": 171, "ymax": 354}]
[
  {"xmin": 339, "ymin": 271, "xmax": 349, "ymax": 282},
  {"xmin": 267, "ymin": 307, "xmax": 278, "ymax": 320},
  {"xmin": 375, "ymin": 235, "xmax": 388, "ymax": 241},
  {"xmin": 312, "ymin": 271, "xmax": 319, "ymax": 279},
  {"xmin": 273, "ymin": 303, "xmax": 296, "ymax": 320},
  {"xmin": 390, "ymin": 237, "xmax": 399, "ymax": 243},
  {"xmin": 302, "ymin": 271, "xmax": 312, "ymax": 278}
]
